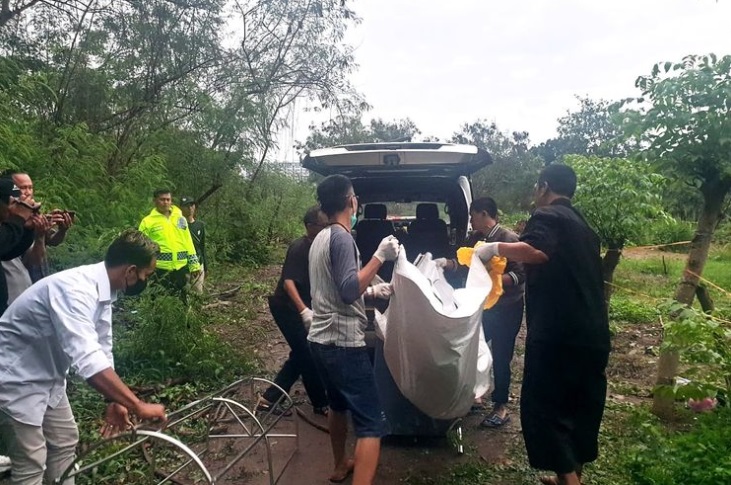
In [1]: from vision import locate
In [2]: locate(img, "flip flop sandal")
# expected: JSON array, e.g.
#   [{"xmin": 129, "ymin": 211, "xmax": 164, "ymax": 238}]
[
  {"xmin": 329, "ymin": 460, "xmax": 355, "ymax": 483},
  {"xmin": 256, "ymin": 402, "xmax": 293, "ymax": 417},
  {"xmin": 480, "ymin": 413, "xmax": 511, "ymax": 428},
  {"xmin": 539, "ymin": 477, "xmax": 559, "ymax": 485},
  {"xmin": 539, "ymin": 476, "xmax": 586, "ymax": 485}
]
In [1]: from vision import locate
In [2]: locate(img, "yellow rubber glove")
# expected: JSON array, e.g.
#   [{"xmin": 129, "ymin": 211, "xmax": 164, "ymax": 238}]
[{"xmin": 456, "ymin": 241, "xmax": 507, "ymax": 309}]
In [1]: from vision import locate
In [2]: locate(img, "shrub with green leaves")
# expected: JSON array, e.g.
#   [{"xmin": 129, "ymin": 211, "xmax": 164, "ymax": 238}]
[
  {"xmin": 627, "ymin": 406, "xmax": 731, "ymax": 484},
  {"xmin": 610, "ymin": 295, "xmax": 659, "ymax": 325},
  {"xmin": 644, "ymin": 219, "xmax": 695, "ymax": 250},
  {"xmin": 656, "ymin": 300, "xmax": 731, "ymax": 402},
  {"xmin": 565, "ymin": 155, "xmax": 669, "ymax": 250},
  {"xmin": 114, "ymin": 294, "xmax": 251, "ymax": 383}
]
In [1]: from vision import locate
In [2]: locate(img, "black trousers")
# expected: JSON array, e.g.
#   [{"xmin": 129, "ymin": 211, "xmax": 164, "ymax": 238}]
[
  {"xmin": 262, "ymin": 297, "xmax": 328, "ymax": 409},
  {"xmin": 521, "ymin": 342, "xmax": 609, "ymax": 474},
  {"xmin": 154, "ymin": 267, "xmax": 188, "ymax": 300},
  {"xmin": 482, "ymin": 296, "xmax": 524, "ymax": 405}
]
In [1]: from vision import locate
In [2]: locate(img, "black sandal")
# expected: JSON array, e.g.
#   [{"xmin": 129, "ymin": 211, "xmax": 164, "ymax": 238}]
[
  {"xmin": 256, "ymin": 401, "xmax": 293, "ymax": 417},
  {"xmin": 480, "ymin": 412, "xmax": 511, "ymax": 428}
]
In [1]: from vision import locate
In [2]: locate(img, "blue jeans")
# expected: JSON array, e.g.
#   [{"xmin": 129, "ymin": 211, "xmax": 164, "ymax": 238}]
[
  {"xmin": 309, "ymin": 342, "xmax": 387, "ymax": 438},
  {"xmin": 482, "ymin": 297, "xmax": 524, "ymax": 405}
]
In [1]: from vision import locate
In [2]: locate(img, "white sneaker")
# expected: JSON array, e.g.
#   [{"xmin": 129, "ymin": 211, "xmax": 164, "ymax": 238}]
[{"xmin": 0, "ymin": 454, "xmax": 11, "ymax": 473}]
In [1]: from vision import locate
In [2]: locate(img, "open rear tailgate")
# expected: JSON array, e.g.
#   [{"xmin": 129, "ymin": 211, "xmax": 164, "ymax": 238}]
[{"xmin": 302, "ymin": 142, "xmax": 492, "ymax": 178}]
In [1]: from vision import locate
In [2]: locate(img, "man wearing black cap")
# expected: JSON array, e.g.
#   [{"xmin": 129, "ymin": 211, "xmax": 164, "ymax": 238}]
[
  {"xmin": 0, "ymin": 178, "xmax": 43, "ymax": 314},
  {"xmin": 1, "ymin": 171, "xmax": 74, "ymax": 308},
  {"xmin": 0, "ymin": 177, "xmax": 43, "ymax": 473},
  {"xmin": 180, "ymin": 196, "xmax": 206, "ymax": 293}
]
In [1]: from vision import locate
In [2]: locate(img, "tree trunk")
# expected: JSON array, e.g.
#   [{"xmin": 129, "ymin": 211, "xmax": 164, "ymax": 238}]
[
  {"xmin": 696, "ymin": 285, "xmax": 714, "ymax": 313},
  {"xmin": 602, "ymin": 246, "xmax": 622, "ymax": 307},
  {"xmin": 652, "ymin": 178, "xmax": 730, "ymax": 418}
]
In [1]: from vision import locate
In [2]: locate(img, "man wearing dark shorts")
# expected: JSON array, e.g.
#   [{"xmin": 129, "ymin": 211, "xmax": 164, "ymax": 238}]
[
  {"xmin": 473, "ymin": 164, "xmax": 610, "ymax": 485},
  {"xmin": 307, "ymin": 174, "xmax": 400, "ymax": 485}
]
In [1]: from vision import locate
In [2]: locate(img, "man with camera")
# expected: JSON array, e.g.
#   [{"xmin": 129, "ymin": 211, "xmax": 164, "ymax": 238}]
[
  {"xmin": 0, "ymin": 171, "xmax": 74, "ymax": 308},
  {"xmin": 0, "ymin": 176, "xmax": 47, "ymax": 474},
  {"xmin": 0, "ymin": 177, "xmax": 48, "ymax": 315}
]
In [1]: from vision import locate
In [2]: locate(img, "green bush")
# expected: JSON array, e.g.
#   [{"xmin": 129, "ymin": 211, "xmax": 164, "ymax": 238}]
[
  {"xmin": 712, "ymin": 221, "xmax": 731, "ymax": 245},
  {"xmin": 114, "ymin": 294, "xmax": 251, "ymax": 382},
  {"xmin": 609, "ymin": 295, "xmax": 659, "ymax": 324},
  {"xmin": 627, "ymin": 407, "xmax": 731, "ymax": 484},
  {"xmin": 200, "ymin": 169, "xmax": 316, "ymax": 267},
  {"xmin": 644, "ymin": 219, "xmax": 695, "ymax": 250},
  {"xmin": 658, "ymin": 300, "xmax": 731, "ymax": 402}
]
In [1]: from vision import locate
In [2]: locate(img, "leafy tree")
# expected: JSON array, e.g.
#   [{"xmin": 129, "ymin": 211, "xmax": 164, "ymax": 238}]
[
  {"xmin": 533, "ymin": 96, "xmax": 635, "ymax": 164},
  {"xmin": 451, "ymin": 120, "xmax": 542, "ymax": 212},
  {"xmin": 230, "ymin": 0, "xmax": 361, "ymax": 185},
  {"xmin": 0, "ymin": 0, "xmax": 359, "ymax": 268},
  {"xmin": 624, "ymin": 54, "xmax": 731, "ymax": 417},
  {"xmin": 368, "ymin": 117, "xmax": 421, "ymax": 142},
  {"xmin": 565, "ymin": 155, "xmax": 668, "ymax": 304},
  {"xmin": 296, "ymin": 100, "xmax": 421, "ymax": 153}
]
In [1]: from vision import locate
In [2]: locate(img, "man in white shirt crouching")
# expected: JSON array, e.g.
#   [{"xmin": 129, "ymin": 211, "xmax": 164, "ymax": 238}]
[{"xmin": 0, "ymin": 228, "xmax": 167, "ymax": 485}]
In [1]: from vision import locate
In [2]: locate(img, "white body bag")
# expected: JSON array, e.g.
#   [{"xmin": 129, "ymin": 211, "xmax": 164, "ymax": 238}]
[{"xmin": 375, "ymin": 249, "xmax": 493, "ymax": 420}]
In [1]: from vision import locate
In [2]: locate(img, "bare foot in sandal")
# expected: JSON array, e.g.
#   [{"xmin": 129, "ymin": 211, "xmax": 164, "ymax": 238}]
[
  {"xmin": 539, "ymin": 474, "xmax": 582, "ymax": 485},
  {"xmin": 329, "ymin": 458, "xmax": 355, "ymax": 483}
]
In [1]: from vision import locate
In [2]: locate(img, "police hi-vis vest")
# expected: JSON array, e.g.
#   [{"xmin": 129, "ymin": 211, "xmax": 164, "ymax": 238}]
[{"xmin": 138, "ymin": 206, "xmax": 201, "ymax": 272}]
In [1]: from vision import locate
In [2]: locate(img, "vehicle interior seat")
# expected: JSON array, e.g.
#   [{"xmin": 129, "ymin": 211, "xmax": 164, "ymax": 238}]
[
  {"xmin": 406, "ymin": 203, "xmax": 450, "ymax": 261},
  {"xmin": 355, "ymin": 204, "xmax": 396, "ymax": 274}
]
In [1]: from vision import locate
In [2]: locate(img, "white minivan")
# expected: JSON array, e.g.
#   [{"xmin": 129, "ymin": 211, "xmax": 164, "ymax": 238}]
[
  {"xmin": 302, "ymin": 142, "xmax": 492, "ymax": 438},
  {"xmin": 302, "ymin": 142, "xmax": 492, "ymax": 270}
]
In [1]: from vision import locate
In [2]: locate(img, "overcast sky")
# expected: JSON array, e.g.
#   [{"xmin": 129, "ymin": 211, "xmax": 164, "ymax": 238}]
[{"xmin": 277, "ymin": 0, "xmax": 731, "ymax": 159}]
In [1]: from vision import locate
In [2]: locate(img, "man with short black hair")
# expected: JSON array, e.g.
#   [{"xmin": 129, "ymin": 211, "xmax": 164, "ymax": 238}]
[
  {"xmin": 437, "ymin": 196, "xmax": 525, "ymax": 427},
  {"xmin": 307, "ymin": 174, "xmax": 400, "ymax": 485},
  {"xmin": 257, "ymin": 206, "xmax": 329, "ymax": 416},
  {"xmin": 473, "ymin": 164, "xmax": 610, "ymax": 485},
  {"xmin": 0, "ymin": 229, "xmax": 167, "ymax": 485},
  {"xmin": 139, "ymin": 189, "xmax": 200, "ymax": 297},
  {"xmin": 180, "ymin": 196, "xmax": 206, "ymax": 293}
]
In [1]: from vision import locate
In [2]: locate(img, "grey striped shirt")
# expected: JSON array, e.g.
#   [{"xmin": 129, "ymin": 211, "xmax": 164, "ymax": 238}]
[{"xmin": 307, "ymin": 225, "xmax": 368, "ymax": 347}]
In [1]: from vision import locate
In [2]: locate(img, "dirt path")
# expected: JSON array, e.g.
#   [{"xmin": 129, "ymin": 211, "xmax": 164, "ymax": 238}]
[
  {"xmin": 205, "ymin": 264, "xmax": 525, "ymax": 484},
  {"xmin": 206, "ymin": 262, "xmax": 664, "ymax": 484}
]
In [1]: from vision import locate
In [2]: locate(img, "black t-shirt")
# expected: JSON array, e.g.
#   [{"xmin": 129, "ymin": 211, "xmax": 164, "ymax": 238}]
[
  {"xmin": 520, "ymin": 199, "xmax": 610, "ymax": 351},
  {"xmin": 271, "ymin": 236, "xmax": 313, "ymax": 310},
  {"xmin": 188, "ymin": 219, "xmax": 206, "ymax": 266}
]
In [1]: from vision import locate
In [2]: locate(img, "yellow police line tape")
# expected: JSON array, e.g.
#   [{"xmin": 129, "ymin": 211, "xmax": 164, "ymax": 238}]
[
  {"xmin": 685, "ymin": 269, "xmax": 731, "ymax": 299},
  {"xmin": 623, "ymin": 240, "xmax": 693, "ymax": 251},
  {"xmin": 605, "ymin": 277, "xmax": 731, "ymax": 327}
]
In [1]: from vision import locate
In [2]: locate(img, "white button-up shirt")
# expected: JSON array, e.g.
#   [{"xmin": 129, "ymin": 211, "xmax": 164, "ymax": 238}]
[{"xmin": 0, "ymin": 262, "xmax": 117, "ymax": 426}]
